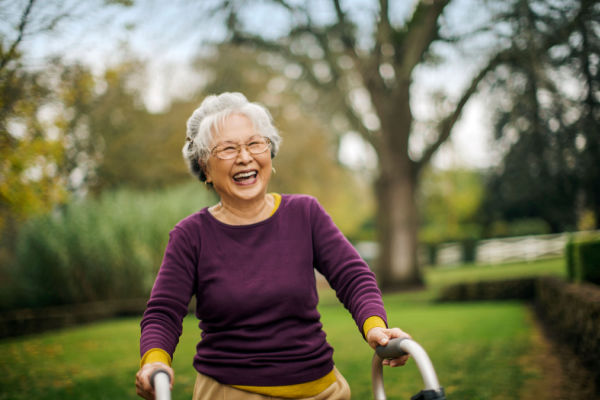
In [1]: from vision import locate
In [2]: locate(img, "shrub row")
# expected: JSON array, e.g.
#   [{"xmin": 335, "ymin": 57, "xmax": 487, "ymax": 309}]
[
  {"xmin": 438, "ymin": 276, "xmax": 600, "ymax": 394},
  {"xmin": 566, "ymin": 235, "xmax": 600, "ymax": 284},
  {"xmin": 0, "ymin": 298, "xmax": 147, "ymax": 338},
  {"xmin": 535, "ymin": 277, "xmax": 600, "ymax": 390},
  {"xmin": 437, "ymin": 277, "xmax": 537, "ymax": 302}
]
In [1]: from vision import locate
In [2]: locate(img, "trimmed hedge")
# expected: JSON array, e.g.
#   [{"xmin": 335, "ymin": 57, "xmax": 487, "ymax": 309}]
[
  {"xmin": 535, "ymin": 277, "xmax": 600, "ymax": 390},
  {"xmin": 577, "ymin": 239, "xmax": 600, "ymax": 284},
  {"xmin": 566, "ymin": 235, "xmax": 600, "ymax": 284},
  {"xmin": 438, "ymin": 276, "xmax": 600, "ymax": 394},
  {"xmin": 437, "ymin": 277, "xmax": 537, "ymax": 302}
]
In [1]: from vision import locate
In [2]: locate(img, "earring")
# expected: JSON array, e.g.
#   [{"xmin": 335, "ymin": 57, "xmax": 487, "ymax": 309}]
[{"xmin": 272, "ymin": 167, "xmax": 276, "ymax": 174}]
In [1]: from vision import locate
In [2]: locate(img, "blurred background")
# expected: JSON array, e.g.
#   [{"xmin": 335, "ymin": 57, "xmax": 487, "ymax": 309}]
[{"xmin": 0, "ymin": 0, "xmax": 599, "ymax": 399}]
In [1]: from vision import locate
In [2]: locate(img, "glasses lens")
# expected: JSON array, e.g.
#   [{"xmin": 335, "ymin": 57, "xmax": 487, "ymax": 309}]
[
  {"xmin": 214, "ymin": 146, "xmax": 238, "ymax": 159},
  {"xmin": 248, "ymin": 138, "xmax": 270, "ymax": 154}
]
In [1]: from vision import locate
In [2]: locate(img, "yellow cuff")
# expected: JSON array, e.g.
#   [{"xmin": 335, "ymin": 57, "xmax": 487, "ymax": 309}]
[
  {"xmin": 363, "ymin": 316, "xmax": 387, "ymax": 337},
  {"xmin": 140, "ymin": 348, "xmax": 172, "ymax": 368}
]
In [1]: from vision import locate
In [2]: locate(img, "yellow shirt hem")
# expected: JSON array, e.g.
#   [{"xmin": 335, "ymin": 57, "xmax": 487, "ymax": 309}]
[{"xmin": 232, "ymin": 369, "xmax": 336, "ymax": 398}]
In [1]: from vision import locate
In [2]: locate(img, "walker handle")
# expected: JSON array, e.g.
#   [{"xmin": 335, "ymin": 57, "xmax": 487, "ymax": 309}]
[
  {"xmin": 372, "ymin": 338, "xmax": 445, "ymax": 400},
  {"xmin": 150, "ymin": 369, "xmax": 171, "ymax": 400},
  {"xmin": 375, "ymin": 337, "xmax": 409, "ymax": 359}
]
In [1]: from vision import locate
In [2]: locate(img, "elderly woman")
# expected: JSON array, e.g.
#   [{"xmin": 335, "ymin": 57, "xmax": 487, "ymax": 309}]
[{"xmin": 135, "ymin": 92, "xmax": 410, "ymax": 400}]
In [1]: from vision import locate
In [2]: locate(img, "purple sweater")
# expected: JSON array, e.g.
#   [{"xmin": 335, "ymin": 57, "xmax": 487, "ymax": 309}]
[{"xmin": 140, "ymin": 194, "xmax": 387, "ymax": 386}]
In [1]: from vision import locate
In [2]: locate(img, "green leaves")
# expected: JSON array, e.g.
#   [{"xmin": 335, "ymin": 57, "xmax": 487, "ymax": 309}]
[{"xmin": 7, "ymin": 183, "xmax": 215, "ymax": 309}]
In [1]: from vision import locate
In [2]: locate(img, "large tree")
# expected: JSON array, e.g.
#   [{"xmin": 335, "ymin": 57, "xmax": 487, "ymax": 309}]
[
  {"xmin": 481, "ymin": 0, "xmax": 599, "ymax": 233},
  {"xmin": 201, "ymin": 0, "xmax": 519, "ymax": 289}
]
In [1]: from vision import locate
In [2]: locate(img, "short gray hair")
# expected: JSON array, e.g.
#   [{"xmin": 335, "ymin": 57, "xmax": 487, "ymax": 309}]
[{"xmin": 182, "ymin": 92, "xmax": 282, "ymax": 182}]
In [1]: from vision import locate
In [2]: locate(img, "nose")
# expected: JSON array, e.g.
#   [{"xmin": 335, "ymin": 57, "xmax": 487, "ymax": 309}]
[{"xmin": 235, "ymin": 145, "xmax": 253, "ymax": 163}]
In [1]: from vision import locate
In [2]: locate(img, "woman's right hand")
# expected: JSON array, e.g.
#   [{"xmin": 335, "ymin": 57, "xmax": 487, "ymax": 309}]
[{"xmin": 135, "ymin": 362, "xmax": 174, "ymax": 399}]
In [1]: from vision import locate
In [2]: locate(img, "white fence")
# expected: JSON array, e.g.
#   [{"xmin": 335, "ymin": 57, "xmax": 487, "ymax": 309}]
[
  {"xmin": 475, "ymin": 234, "xmax": 567, "ymax": 264},
  {"xmin": 356, "ymin": 230, "xmax": 599, "ymax": 267}
]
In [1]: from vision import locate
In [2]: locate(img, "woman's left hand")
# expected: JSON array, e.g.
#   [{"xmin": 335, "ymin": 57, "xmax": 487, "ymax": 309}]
[{"xmin": 366, "ymin": 327, "xmax": 412, "ymax": 367}]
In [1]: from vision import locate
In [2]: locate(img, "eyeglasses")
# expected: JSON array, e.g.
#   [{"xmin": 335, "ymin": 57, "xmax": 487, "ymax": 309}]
[{"xmin": 210, "ymin": 137, "xmax": 272, "ymax": 160}]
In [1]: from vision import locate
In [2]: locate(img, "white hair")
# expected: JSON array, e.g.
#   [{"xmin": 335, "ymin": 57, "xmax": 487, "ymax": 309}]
[{"xmin": 182, "ymin": 92, "xmax": 282, "ymax": 182}]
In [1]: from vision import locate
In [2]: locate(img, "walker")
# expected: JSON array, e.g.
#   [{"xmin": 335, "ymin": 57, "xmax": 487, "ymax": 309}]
[
  {"xmin": 373, "ymin": 338, "xmax": 446, "ymax": 399},
  {"xmin": 151, "ymin": 338, "xmax": 446, "ymax": 400}
]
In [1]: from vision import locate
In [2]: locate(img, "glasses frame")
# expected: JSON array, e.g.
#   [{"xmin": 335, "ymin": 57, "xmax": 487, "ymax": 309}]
[{"xmin": 210, "ymin": 137, "xmax": 272, "ymax": 160}]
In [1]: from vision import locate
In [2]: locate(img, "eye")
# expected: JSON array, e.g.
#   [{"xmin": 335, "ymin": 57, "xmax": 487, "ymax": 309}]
[{"xmin": 221, "ymin": 145, "xmax": 237, "ymax": 152}]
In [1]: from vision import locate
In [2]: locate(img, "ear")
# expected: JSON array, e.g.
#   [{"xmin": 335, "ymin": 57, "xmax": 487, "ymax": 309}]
[{"xmin": 199, "ymin": 159, "xmax": 212, "ymax": 183}]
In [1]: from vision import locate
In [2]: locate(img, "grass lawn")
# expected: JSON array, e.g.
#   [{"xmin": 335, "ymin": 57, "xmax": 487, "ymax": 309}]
[{"xmin": 0, "ymin": 258, "xmax": 565, "ymax": 399}]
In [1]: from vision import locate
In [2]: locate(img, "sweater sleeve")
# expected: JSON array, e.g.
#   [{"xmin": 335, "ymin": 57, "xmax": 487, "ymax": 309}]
[
  {"xmin": 140, "ymin": 226, "xmax": 197, "ymax": 360},
  {"xmin": 308, "ymin": 197, "xmax": 387, "ymax": 335}
]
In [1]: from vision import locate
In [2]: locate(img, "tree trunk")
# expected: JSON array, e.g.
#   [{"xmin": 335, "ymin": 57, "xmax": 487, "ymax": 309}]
[{"xmin": 375, "ymin": 148, "xmax": 424, "ymax": 291}]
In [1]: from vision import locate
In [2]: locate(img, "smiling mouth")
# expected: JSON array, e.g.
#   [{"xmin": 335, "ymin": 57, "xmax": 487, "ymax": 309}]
[{"xmin": 233, "ymin": 170, "xmax": 258, "ymax": 183}]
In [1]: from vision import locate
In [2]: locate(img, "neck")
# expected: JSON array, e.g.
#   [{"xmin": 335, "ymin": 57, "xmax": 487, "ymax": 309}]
[{"xmin": 211, "ymin": 193, "xmax": 274, "ymax": 225}]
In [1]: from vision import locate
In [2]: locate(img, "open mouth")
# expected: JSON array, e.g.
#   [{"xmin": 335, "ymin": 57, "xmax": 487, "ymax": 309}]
[{"xmin": 233, "ymin": 170, "xmax": 258, "ymax": 183}]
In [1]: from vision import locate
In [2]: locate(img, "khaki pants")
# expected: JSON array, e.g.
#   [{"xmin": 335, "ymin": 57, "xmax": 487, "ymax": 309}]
[{"xmin": 192, "ymin": 367, "xmax": 351, "ymax": 400}]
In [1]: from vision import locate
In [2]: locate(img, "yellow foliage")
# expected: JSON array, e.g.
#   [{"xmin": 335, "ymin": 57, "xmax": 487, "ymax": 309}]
[
  {"xmin": 0, "ymin": 135, "xmax": 67, "ymax": 229},
  {"xmin": 578, "ymin": 209, "xmax": 597, "ymax": 231}
]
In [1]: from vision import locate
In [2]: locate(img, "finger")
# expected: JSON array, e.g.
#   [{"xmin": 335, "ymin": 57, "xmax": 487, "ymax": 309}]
[
  {"xmin": 366, "ymin": 328, "xmax": 385, "ymax": 349},
  {"xmin": 388, "ymin": 327, "xmax": 411, "ymax": 340},
  {"xmin": 136, "ymin": 385, "xmax": 152, "ymax": 400},
  {"xmin": 136, "ymin": 381, "xmax": 153, "ymax": 399},
  {"xmin": 149, "ymin": 363, "xmax": 174, "ymax": 388},
  {"xmin": 167, "ymin": 368, "xmax": 175, "ymax": 389},
  {"xmin": 135, "ymin": 377, "xmax": 144, "ymax": 393},
  {"xmin": 143, "ymin": 375, "xmax": 154, "ymax": 393},
  {"xmin": 137, "ymin": 372, "xmax": 154, "ymax": 395},
  {"xmin": 389, "ymin": 355, "xmax": 410, "ymax": 367},
  {"xmin": 377, "ymin": 333, "xmax": 390, "ymax": 346}
]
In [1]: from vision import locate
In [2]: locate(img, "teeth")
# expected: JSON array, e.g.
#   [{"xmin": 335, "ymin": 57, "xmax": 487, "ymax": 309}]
[{"xmin": 234, "ymin": 171, "xmax": 257, "ymax": 179}]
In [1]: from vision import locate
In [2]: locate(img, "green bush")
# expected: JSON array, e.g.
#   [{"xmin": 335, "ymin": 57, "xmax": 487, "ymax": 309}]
[
  {"xmin": 535, "ymin": 277, "xmax": 600, "ymax": 391},
  {"xmin": 566, "ymin": 235, "xmax": 600, "ymax": 285},
  {"xmin": 437, "ymin": 278, "xmax": 537, "ymax": 302},
  {"xmin": 577, "ymin": 239, "xmax": 600, "ymax": 285},
  {"xmin": 5, "ymin": 183, "xmax": 215, "ymax": 310}
]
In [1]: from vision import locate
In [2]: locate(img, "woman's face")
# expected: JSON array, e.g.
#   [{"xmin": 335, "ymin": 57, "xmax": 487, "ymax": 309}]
[{"xmin": 204, "ymin": 113, "xmax": 272, "ymax": 205}]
